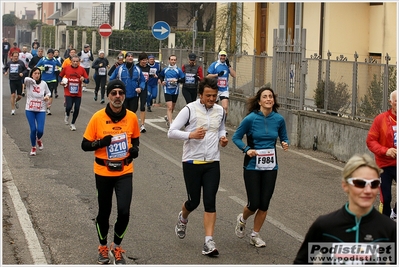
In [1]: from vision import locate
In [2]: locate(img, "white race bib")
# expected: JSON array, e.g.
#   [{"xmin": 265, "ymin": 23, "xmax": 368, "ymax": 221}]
[
  {"xmin": 255, "ymin": 149, "xmax": 276, "ymax": 170},
  {"xmin": 98, "ymin": 67, "xmax": 106, "ymax": 76},
  {"xmin": 217, "ymin": 77, "xmax": 227, "ymax": 87},
  {"xmin": 68, "ymin": 82, "xmax": 79, "ymax": 94},
  {"xmin": 106, "ymin": 133, "xmax": 128, "ymax": 159}
]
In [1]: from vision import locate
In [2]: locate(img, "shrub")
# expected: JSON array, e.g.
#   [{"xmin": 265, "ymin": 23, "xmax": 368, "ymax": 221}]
[
  {"xmin": 358, "ymin": 66, "xmax": 397, "ymax": 118},
  {"xmin": 314, "ymin": 79, "xmax": 351, "ymax": 115}
]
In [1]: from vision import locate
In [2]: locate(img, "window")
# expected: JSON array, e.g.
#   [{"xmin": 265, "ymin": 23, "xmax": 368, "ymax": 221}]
[{"xmin": 279, "ymin": 3, "xmax": 303, "ymax": 45}]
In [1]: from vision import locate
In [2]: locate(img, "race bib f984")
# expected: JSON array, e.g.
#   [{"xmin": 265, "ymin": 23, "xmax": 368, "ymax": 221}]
[{"xmin": 255, "ymin": 149, "xmax": 276, "ymax": 170}]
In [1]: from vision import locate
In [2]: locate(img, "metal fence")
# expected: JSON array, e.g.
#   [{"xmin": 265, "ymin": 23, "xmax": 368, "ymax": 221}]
[
  {"xmin": 106, "ymin": 28, "xmax": 396, "ymax": 123},
  {"xmin": 159, "ymin": 30, "xmax": 396, "ymax": 123}
]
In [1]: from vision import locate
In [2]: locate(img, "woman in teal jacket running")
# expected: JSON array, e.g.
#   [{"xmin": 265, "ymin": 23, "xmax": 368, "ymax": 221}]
[{"xmin": 232, "ymin": 86, "xmax": 289, "ymax": 248}]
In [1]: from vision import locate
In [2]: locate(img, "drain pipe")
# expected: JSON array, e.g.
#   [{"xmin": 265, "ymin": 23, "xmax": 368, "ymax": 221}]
[{"xmin": 318, "ymin": 3, "xmax": 325, "ymax": 82}]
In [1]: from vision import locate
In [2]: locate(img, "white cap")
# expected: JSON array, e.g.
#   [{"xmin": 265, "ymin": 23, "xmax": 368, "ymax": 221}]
[{"xmin": 98, "ymin": 50, "xmax": 105, "ymax": 55}]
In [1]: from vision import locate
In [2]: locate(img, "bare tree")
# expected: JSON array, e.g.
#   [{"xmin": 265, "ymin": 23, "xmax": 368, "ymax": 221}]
[
  {"xmin": 214, "ymin": 3, "xmax": 252, "ymax": 54},
  {"xmin": 162, "ymin": 3, "xmax": 216, "ymax": 32}
]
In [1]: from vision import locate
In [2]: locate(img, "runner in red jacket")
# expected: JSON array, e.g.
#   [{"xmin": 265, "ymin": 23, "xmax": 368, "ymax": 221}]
[
  {"xmin": 366, "ymin": 90, "xmax": 397, "ymax": 219},
  {"xmin": 59, "ymin": 55, "xmax": 89, "ymax": 131}
]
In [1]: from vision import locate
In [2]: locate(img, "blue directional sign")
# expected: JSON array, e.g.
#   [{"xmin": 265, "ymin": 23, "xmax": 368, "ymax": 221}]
[{"xmin": 152, "ymin": 21, "xmax": 170, "ymax": 40}]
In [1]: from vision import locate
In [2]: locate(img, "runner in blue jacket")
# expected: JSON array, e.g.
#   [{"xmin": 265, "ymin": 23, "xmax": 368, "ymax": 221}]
[
  {"xmin": 158, "ymin": 55, "xmax": 185, "ymax": 127},
  {"xmin": 109, "ymin": 52, "xmax": 145, "ymax": 112}
]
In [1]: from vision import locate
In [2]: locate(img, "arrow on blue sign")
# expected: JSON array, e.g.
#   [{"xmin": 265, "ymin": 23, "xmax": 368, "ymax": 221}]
[
  {"xmin": 152, "ymin": 21, "xmax": 171, "ymax": 40},
  {"xmin": 153, "ymin": 26, "xmax": 169, "ymax": 35}
]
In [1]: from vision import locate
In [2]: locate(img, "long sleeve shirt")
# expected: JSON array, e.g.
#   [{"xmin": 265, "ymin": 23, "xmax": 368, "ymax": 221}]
[
  {"xmin": 366, "ymin": 109, "xmax": 397, "ymax": 168},
  {"xmin": 232, "ymin": 110, "xmax": 289, "ymax": 171}
]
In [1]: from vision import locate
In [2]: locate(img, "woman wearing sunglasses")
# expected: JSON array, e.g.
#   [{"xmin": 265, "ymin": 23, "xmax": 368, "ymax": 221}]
[{"xmin": 294, "ymin": 154, "xmax": 396, "ymax": 264}]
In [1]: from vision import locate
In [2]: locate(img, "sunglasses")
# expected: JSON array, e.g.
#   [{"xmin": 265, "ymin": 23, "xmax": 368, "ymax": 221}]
[
  {"xmin": 110, "ymin": 90, "xmax": 125, "ymax": 96},
  {"xmin": 346, "ymin": 178, "xmax": 381, "ymax": 189}
]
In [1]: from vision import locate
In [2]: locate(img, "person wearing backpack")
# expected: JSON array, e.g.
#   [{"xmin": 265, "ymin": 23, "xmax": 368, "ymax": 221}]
[{"xmin": 182, "ymin": 53, "xmax": 203, "ymax": 104}]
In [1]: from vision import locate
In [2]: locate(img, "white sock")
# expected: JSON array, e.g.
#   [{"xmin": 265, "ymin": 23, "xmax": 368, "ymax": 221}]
[
  {"xmin": 251, "ymin": 230, "xmax": 259, "ymax": 237},
  {"xmin": 205, "ymin": 236, "xmax": 213, "ymax": 243},
  {"xmin": 179, "ymin": 213, "xmax": 188, "ymax": 223}
]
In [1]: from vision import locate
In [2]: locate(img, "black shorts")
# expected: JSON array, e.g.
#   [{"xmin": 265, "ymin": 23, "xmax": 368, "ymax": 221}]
[
  {"xmin": 46, "ymin": 82, "xmax": 58, "ymax": 97},
  {"xmin": 164, "ymin": 93, "xmax": 178, "ymax": 103},
  {"xmin": 10, "ymin": 80, "xmax": 22, "ymax": 95}
]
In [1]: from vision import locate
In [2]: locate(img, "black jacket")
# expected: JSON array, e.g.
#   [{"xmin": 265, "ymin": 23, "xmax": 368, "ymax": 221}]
[{"xmin": 294, "ymin": 204, "xmax": 396, "ymax": 264}]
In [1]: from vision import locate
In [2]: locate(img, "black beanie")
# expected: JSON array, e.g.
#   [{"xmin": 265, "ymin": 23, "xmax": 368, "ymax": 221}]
[{"xmin": 107, "ymin": 80, "xmax": 126, "ymax": 96}]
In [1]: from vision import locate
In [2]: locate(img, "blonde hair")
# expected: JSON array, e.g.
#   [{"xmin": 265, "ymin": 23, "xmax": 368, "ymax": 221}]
[{"xmin": 342, "ymin": 154, "xmax": 382, "ymax": 181}]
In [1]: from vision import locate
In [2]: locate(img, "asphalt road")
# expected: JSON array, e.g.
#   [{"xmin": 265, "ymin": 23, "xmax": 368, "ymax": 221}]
[{"xmin": 2, "ymin": 75, "xmax": 393, "ymax": 265}]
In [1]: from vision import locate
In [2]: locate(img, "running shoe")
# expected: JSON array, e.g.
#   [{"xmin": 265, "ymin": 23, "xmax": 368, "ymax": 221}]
[
  {"xmin": 64, "ymin": 115, "xmax": 69, "ymax": 125},
  {"xmin": 175, "ymin": 211, "xmax": 187, "ymax": 239},
  {"xmin": 97, "ymin": 245, "xmax": 110, "ymax": 264},
  {"xmin": 100, "ymin": 99, "xmax": 105, "ymax": 104},
  {"xmin": 82, "ymin": 86, "xmax": 87, "ymax": 92},
  {"xmin": 37, "ymin": 139, "xmax": 43, "ymax": 150},
  {"xmin": 46, "ymin": 108, "xmax": 52, "ymax": 115},
  {"xmin": 55, "ymin": 94, "xmax": 59, "ymax": 98},
  {"xmin": 390, "ymin": 209, "xmax": 397, "ymax": 221},
  {"xmin": 94, "ymin": 94, "xmax": 98, "ymax": 101},
  {"xmin": 11, "ymin": 110, "xmax": 15, "ymax": 115},
  {"xmin": 164, "ymin": 115, "xmax": 170, "ymax": 128},
  {"xmin": 70, "ymin": 124, "xmax": 76, "ymax": 131},
  {"xmin": 30, "ymin": 147, "xmax": 37, "ymax": 156},
  {"xmin": 22, "ymin": 92, "xmax": 25, "ymax": 97},
  {"xmin": 147, "ymin": 106, "xmax": 152, "ymax": 112},
  {"xmin": 109, "ymin": 242, "xmax": 126, "ymax": 265},
  {"xmin": 15, "ymin": 102, "xmax": 19, "ymax": 109},
  {"xmin": 140, "ymin": 124, "xmax": 146, "ymax": 133},
  {"xmin": 249, "ymin": 232, "xmax": 266, "ymax": 248},
  {"xmin": 235, "ymin": 213, "xmax": 246, "ymax": 238},
  {"xmin": 202, "ymin": 239, "xmax": 219, "ymax": 256}
]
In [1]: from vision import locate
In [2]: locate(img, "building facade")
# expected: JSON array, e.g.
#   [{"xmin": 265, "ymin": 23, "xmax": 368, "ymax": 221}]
[{"xmin": 217, "ymin": 2, "xmax": 397, "ymax": 64}]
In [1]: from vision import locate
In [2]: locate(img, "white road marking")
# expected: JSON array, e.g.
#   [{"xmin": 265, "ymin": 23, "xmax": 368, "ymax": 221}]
[
  {"xmin": 229, "ymin": 196, "xmax": 304, "ymax": 243},
  {"xmin": 2, "ymin": 155, "xmax": 48, "ymax": 265},
  {"xmin": 141, "ymin": 121, "xmax": 349, "ymax": 244}
]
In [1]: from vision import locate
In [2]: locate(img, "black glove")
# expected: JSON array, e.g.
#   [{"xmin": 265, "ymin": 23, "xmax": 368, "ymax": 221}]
[
  {"xmin": 44, "ymin": 66, "xmax": 49, "ymax": 71},
  {"xmin": 127, "ymin": 146, "xmax": 139, "ymax": 159},
  {"xmin": 225, "ymin": 58, "xmax": 231, "ymax": 67},
  {"xmin": 98, "ymin": 135, "xmax": 113, "ymax": 148},
  {"xmin": 218, "ymin": 71, "xmax": 225, "ymax": 77},
  {"xmin": 26, "ymin": 58, "xmax": 30, "ymax": 63},
  {"xmin": 195, "ymin": 75, "xmax": 201, "ymax": 82}
]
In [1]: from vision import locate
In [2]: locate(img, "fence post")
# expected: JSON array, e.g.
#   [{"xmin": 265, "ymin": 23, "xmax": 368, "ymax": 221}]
[
  {"xmin": 351, "ymin": 51, "xmax": 358, "ymax": 118},
  {"xmin": 324, "ymin": 50, "xmax": 331, "ymax": 112},
  {"xmin": 300, "ymin": 28, "xmax": 307, "ymax": 110},
  {"xmin": 272, "ymin": 29, "xmax": 278, "ymax": 91},
  {"xmin": 252, "ymin": 53, "xmax": 256, "ymax": 95},
  {"xmin": 383, "ymin": 53, "xmax": 391, "ymax": 111}
]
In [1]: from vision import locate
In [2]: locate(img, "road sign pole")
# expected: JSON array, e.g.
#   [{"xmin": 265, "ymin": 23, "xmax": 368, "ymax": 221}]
[{"xmin": 157, "ymin": 39, "xmax": 162, "ymax": 104}]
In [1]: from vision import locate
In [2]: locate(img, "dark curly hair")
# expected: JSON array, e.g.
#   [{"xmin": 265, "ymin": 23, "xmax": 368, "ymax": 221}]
[{"xmin": 198, "ymin": 77, "xmax": 218, "ymax": 95}]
